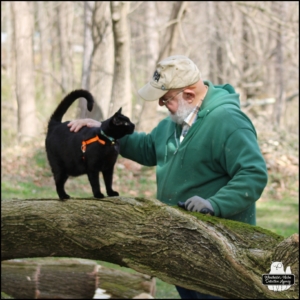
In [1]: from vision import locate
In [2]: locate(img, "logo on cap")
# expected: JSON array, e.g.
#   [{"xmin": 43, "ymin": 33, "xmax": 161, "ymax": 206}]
[{"xmin": 153, "ymin": 70, "xmax": 160, "ymax": 82}]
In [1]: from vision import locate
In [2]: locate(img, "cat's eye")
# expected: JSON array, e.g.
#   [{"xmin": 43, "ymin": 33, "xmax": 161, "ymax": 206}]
[{"xmin": 125, "ymin": 122, "xmax": 128, "ymax": 125}]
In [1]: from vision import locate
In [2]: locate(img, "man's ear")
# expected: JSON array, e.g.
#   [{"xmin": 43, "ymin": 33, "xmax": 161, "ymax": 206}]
[{"xmin": 183, "ymin": 89, "xmax": 196, "ymax": 104}]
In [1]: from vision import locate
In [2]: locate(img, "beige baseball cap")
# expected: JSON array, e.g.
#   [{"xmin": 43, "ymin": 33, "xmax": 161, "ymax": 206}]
[{"xmin": 138, "ymin": 55, "xmax": 201, "ymax": 101}]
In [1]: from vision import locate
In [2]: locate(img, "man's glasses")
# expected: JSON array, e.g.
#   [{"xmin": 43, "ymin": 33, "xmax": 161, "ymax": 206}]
[{"xmin": 160, "ymin": 90, "xmax": 184, "ymax": 105}]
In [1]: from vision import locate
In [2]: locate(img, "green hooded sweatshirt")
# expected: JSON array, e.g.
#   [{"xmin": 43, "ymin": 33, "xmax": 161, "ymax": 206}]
[{"xmin": 120, "ymin": 81, "xmax": 268, "ymax": 225}]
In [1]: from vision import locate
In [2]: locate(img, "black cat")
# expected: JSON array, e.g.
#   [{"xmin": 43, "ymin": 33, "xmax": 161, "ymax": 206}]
[{"xmin": 45, "ymin": 89, "xmax": 135, "ymax": 200}]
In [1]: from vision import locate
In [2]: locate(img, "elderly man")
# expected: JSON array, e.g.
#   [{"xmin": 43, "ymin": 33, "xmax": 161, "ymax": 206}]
[{"xmin": 68, "ymin": 55, "xmax": 268, "ymax": 299}]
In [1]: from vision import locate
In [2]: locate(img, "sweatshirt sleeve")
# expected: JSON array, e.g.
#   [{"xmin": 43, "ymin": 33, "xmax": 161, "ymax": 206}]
[
  {"xmin": 119, "ymin": 129, "xmax": 157, "ymax": 167},
  {"xmin": 209, "ymin": 128, "xmax": 268, "ymax": 218}
]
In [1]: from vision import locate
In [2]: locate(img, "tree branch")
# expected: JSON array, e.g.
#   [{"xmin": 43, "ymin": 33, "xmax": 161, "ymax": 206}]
[{"xmin": 1, "ymin": 198, "xmax": 298, "ymax": 299}]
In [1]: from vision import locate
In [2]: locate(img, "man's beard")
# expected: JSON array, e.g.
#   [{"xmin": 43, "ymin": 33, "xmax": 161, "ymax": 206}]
[{"xmin": 169, "ymin": 96, "xmax": 194, "ymax": 125}]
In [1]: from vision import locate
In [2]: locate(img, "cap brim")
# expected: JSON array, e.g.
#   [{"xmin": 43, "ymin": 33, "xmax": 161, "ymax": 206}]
[{"xmin": 138, "ymin": 82, "xmax": 168, "ymax": 101}]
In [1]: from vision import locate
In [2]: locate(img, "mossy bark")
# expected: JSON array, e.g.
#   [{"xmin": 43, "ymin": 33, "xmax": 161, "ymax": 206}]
[{"xmin": 1, "ymin": 197, "xmax": 298, "ymax": 299}]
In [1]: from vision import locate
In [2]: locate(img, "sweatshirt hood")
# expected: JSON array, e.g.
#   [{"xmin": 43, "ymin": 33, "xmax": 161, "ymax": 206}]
[
  {"xmin": 199, "ymin": 81, "xmax": 240, "ymax": 117},
  {"xmin": 178, "ymin": 81, "xmax": 241, "ymax": 167}
]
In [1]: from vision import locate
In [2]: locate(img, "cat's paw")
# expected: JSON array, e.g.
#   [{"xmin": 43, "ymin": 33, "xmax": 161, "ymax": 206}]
[
  {"xmin": 59, "ymin": 194, "xmax": 70, "ymax": 200},
  {"xmin": 94, "ymin": 193, "xmax": 105, "ymax": 199},
  {"xmin": 107, "ymin": 191, "xmax": 119, "ymax": 197}
]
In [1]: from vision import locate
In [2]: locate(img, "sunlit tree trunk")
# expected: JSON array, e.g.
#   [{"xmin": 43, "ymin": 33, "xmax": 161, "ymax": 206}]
[
  {"xmin": 4, "ymin": 2, "xmax": 18, "ymax": 136},
  {"xmin": 78, "ymin": 1, "xmax": 96, "ymax": 119},
  {"xmin": 78, "ymin": 2, "xmax": 113, "ymax": 121},
  {"xmin": 81, "ymin": 1, "xmax": 95, "ymax": 92},
  {"xmin": 158, "ymin": 1, "xmax": 188, "ymax": 61},
  {"xmin": 272, "ymin": 1, "xmax": 286, "ymax": 127},
  {"xmin": 11, "ymin": 1, "xmax": 37, "ymax": 143},
  {"xmin": 89, "ymin": 2, "xmax": 114, "ymax": 119},
  {"xmin": 241, "ymin": 11, "xmax": 251, "ymax": 102},
  {"xmin": 138, "ymin": 2, "xmax": 159, "ymax": 133},
  {"xmin": 215, "ymin": 2, "xmax": 224, "ymax": 84},
  {"xmin": 207, "ymin": 1, "xmax": 216, "ymax": 83},
  {"xmin": 109, "ymin": 1, "xmax": 132, "ymax": 118},
  {"xmin": 37, "ymin": 2, "xmax": 53, "ymax": 113},
  {"xmin": 4, "ymin": 2, "xmax": 13, "ymax": 80},
  {"xmin": 57, "ymin": 1, "xmax": 74, "ymax": 93}
]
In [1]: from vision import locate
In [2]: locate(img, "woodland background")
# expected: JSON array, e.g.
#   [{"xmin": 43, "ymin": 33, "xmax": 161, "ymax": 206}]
[
  {"xmin": 1, "ymin": 1, "xmax": 299, "ymax": 137},
  {"xmin": 1, "ymin": 1, "xmax": 299, "ymax": 298}
]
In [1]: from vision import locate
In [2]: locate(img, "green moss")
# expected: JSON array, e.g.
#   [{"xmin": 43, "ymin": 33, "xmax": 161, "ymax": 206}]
[
  {"xmin": 173, "ymin": 206, "xmax": 284, "ymax": 249},
  {"xmin": 1, "ymin": 292, "xmax": 14, "ymax": 299}
]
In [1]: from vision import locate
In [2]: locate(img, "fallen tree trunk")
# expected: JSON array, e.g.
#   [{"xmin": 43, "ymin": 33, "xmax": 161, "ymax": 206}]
[
  {"xmin": 1, "ymin": 198, "xmax": 298, "ymax": 299},
  {"xmin": 97, "ymin": 263, "xmax": 156, "ymax": 298},
  {"xmin": 1, "ymin": 258, "xmax": 155, "ymax": 299},
  {"xmin": 1, "ymin": 258, "xmax": 98, "ymax": 299}
]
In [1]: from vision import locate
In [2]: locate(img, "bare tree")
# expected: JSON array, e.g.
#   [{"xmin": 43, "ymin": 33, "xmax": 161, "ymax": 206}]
[
  {"xmin": 2, "ymin": 2, "xmax": 18, "ymax": 138},
  {"xmin": 272, "ymin": 1, "xmax": 286, "ymax": 127},
  {"xmin": 77, "ymin": 1, "xmax": 96, "ymax": 119},
  {"xmin": 57, "ymin": 1, "xmax": 74, "ymax": 93},
  {"xmin": 3, "ymin": 2, "xmax": 13, "ymax": 80},
  {"xmin": 158, "ymin": 1, "xmax": 188, "ymax": 61},
  {"xmin": 78, "ymin": 1, "xmax": 112, "ymax": 120},
  {"xmin": 47, "ymin": 2, "xmax": 64, "ymax": 95},
  {"xmin": 207, "ymin": 1, "xmax": 217, "ymax": 83},
  {"xmin": 215, "ymin": 2, "xmax": 225, "ymax": 84},
  {"xmin": 81, "ymin": 1, "xmax": 95, "ymax": 92},
  {"xmin": 36, "ymin": 2, "xmax": 53, "ymax": 112},
  {"xmin": 233, "ymin": 2, "xmax": 297, "ymax": 108},
  {"xmin": 89, "ymin": 1, "xmax": 114, "ymax": 119},
  {"xmin": 109, "ymin": 1, "xmax": 132, "ymax": 118},
  {"xmin": 11, "ymin": 1, "xmax": 37, "ymax": 143},
  {"xmin": 137, "ymin": 2, "xmax": 160, "ymax": 133}
]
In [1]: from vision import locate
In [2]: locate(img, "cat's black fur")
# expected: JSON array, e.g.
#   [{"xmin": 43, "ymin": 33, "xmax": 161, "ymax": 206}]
[{"xmin": 45, "ymin": 89, "xmax": 135, "ymax": 200}]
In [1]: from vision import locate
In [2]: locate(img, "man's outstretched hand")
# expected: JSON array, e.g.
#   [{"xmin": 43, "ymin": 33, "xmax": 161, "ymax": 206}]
[
  {"xmin": 67, "ymin": 118, "xmax": 101, "ymax": 132},
  {"xmin": 178, "ymin": 196, "xmax": 214, "ymax": 215}
]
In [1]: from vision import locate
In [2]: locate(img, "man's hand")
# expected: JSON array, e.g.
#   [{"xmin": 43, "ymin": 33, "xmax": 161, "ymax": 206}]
[
  {"xmin": 178, "ymin": 196, "xmax": 214, "ymax": 215},
  {"xmin": 67, "ymin": 118, "xmax": 101, "ymax": 132}
]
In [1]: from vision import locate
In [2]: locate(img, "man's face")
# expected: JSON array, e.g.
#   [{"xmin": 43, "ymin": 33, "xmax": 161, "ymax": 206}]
[{"xmin": 159, "ymin": 90, "xmax": 194, "ymax": 124}]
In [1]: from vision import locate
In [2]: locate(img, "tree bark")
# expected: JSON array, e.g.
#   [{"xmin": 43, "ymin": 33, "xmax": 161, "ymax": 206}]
[
  {"xmin": 11, "ymin": 1, "xmax": 37, "ymax": 143},
  {"xmin": 1, "ymin": 198, "xmax": 298, "ymax": 299},
  {"xmin": 1, "ymin": 258, "xmax": 155, "ymax": 299}
]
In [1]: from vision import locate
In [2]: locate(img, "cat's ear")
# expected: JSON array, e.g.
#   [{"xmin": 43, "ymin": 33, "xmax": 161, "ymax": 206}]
[{"xmin": 117, "ymin": 107, "xmax": 122, "ymax": 114}]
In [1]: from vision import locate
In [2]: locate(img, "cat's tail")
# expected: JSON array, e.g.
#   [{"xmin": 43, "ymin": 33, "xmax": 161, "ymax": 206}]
[{"xmin": 50, "ymin": 89, "xmax": 94, "ymax": 122}]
